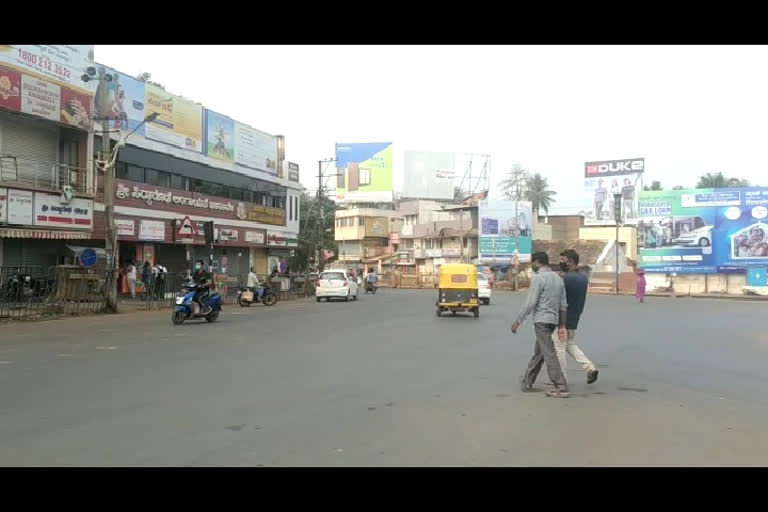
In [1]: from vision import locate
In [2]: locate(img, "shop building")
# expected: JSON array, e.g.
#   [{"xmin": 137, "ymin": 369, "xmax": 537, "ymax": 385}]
[{"xmin": 0, "ymin": 50, "xmax": 96, "ymax": 269}]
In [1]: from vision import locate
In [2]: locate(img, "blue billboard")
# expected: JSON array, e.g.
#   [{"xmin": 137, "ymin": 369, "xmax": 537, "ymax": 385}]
[{"xmin": 638, "ymin": 187, "xmax": 768, "ymax": 274}]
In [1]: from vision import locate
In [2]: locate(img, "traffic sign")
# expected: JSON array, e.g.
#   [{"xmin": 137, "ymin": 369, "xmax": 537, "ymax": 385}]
[
  {"xmin": 177, "ymin": 216, "xmax": 198, "ymax": 236},
  {"xmin": 80, "ymin": 248, "xmax": 97, "ymax": 268}
]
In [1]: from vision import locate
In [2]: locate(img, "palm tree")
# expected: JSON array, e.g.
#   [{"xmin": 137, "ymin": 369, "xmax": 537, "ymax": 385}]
[
  {"xmin": 524, "ymin": 173, "xmax": 556, "ymax": 218},
  {"xmin": 726, "ymin": 177, "xmax": 750, "ymax": 188}
]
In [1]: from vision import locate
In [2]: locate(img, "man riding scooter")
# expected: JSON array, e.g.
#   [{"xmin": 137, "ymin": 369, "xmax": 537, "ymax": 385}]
[
  {"xmin": 247, "ymin": 266, "xmax": 265, "ymax": 302},
  {"xmin": 192, "ymin": 260, "xmax": 214, "ymax": 314},
  {"xmin": 365, "ymin": 267, "xmax": 378, "ymax": 293}
]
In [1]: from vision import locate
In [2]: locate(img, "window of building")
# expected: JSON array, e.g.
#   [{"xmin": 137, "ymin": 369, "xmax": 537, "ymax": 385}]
[
  {"xmin": 145, "ymin": 168, "xmax": 170, "ymax": 187},
  {"xmin": 360, "ymin": 168, "xmax": 371, "ymax": 186},
  {"xmin": 190, "ymin": 179, "xmax": 203, "ymax": 193},
  {"xmin": 358, "ymin": 217, "xmax": 365, "ymax": 226},
  {"xmin": 337, "ymin": 169, "xmax": 345, "ymax": 188},
  {"xmin": 115, "ymin": 162, "xmax": 128, "ymax": 179},
  {"xmin": 126, "ymin": 165, "xmax": 144, "ymax": 183},
  {"xmin": 229, "ymin": 187, "xmax": 244, "ymax": 201},
  {"xmin": 202, "ymin": 181, "xmax": 223, "ymax": 197},
  {"xmin": 170, "ymin": 174, "xmax": 186, "ymax": 191}
]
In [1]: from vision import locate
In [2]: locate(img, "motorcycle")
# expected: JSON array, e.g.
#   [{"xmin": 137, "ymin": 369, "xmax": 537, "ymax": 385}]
[
  {"xmin": 237, "ymin": 284, "xmax": 278, "ymax": 307},
  {"xmin": 172, "ymin": 282, "xmax": 222, "ymax": 325},
  {"xmin": 365, "ymin": 280, "xmax": 377, "ymax": 294}
]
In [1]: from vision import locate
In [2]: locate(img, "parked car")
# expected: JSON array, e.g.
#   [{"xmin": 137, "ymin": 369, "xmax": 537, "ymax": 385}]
[
  {"xmin": 316, "ymin": 270, "xmax": 359, "ymax": 302},
  {"xmin": 477, "ymin": 273, "xmax": 492, "ymax": 305}
]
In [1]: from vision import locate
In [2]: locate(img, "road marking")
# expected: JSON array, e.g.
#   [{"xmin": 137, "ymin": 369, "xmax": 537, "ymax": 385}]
[
  {"xmin": 0, "ymin": 361, "xmax": 13, "ymax": 364},
  {"xmin": 96, "ymin": 346, "xmax": 117, "ymax": 351},
  {"xmin": 57, "ymin": 353, "xmax": 73, "ymax": 358}
]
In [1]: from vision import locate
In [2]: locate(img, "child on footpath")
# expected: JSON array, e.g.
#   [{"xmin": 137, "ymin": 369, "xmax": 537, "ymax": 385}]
[{"xmin": 635, "ymin": 269, "xmax": 646, "ymax": 303}]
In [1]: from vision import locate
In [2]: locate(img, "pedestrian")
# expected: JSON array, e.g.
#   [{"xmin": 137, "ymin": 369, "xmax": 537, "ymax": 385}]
[
  {"xmin": 126, "ymin": 260, "xmax": 137, "ymax": 300},
  {"xmin": 142, "ymin": 261, "xmax": 152, "ymax": 299},
  {"xmin": 635, "ymin": 268, "xmax": 646, "ymax": 303},
  {"xmin": 155, "ymin": 263, "xmax": 167, "ymax": 300},
  {"xmin": 554, "ymin": 250, "xmax": 599, "ymax": 385},
  {"xmin": 511, "ymin": 252, "xmax": 570, "ymax": 398}
]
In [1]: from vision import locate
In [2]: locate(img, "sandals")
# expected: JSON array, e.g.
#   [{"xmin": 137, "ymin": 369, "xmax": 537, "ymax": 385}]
[{"xmin": 546, "ymin": 390, "xmax": 570, "ymax": 398}]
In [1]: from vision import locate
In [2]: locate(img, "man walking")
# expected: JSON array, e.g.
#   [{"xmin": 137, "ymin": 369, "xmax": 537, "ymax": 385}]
[
  {"xmin": 511, "ymin": 252, "xmax": 570, "ymax": 398},
  {"xmin": 556, "ymin": 250, "xmax": 599, "ymax": 384}
]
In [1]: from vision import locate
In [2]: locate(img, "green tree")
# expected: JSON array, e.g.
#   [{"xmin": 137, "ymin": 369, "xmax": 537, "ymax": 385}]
[
  {"xmin": 643, "ymin": 180, "xmax": 663, "ymax": 191},
  {"xmin": 524, "ymin": 173, "xmax": 557, "ymax": 217},
  {"xmin": 672, "ymin": 185, "xmax": 685, "ymax": 190},
  {"xmin": 289, "ymin": 192, "xmax": 338, "ymax": 272},
  {"xmin": 500, "ymin": 164, "xmax": 527, "ymax": 201}
]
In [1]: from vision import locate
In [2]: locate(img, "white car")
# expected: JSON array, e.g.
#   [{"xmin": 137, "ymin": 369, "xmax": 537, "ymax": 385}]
[
  {"xmin": 477, "ymin": 273, "xmax": 492, "ymax": 305},
  {"xmin": 316, "ymin": 270, "xmax": 359, "ymax": 302}
]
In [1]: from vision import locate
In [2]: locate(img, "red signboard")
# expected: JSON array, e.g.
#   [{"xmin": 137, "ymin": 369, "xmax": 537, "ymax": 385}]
[{"xmin": 0, "ymin": 65, "xmax": 21, "ymax": 112}]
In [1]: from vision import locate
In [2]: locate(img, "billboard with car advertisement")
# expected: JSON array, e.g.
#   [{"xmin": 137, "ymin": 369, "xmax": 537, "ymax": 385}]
[
  {"xmin": 478, "ymin": 200, "xmax": 533, "ymax": 263},
  {"xmin": 93, "ymin": 64, "xmax": 146, "ymax": 135},
  {"xmin": 144, "ymin": 83, "xmax": 203, "ymax": 152},
  {"xmin": 335, "ymin": 142, "xmax": 394, "ymax": 203},
  {"xmin": 583, "ymin": 158, "xmax": 644, "ymax": 226},
  {"xmin": 638, "ymin": 187, "xmax": 768, "ymax": 274}
]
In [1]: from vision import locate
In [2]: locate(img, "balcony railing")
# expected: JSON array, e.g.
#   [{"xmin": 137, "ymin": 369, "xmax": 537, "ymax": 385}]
[{"xmin": 0, "ymin": 155, "xmax": 92, "ymax": 195}]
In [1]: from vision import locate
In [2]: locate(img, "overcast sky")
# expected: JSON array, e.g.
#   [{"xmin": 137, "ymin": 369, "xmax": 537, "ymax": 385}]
[{"xmin": 96, "ymin": 45, "xmax": 768, "ymax": 214}]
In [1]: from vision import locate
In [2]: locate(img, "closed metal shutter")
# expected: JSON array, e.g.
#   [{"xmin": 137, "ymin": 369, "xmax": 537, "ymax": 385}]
[
  {"xmin": 155, "ymin": 244, "xmax": 188, "ymax": 276},
  {"xmin": 0, "ymin": 112, "xmax": 58, "ymax": 186},
  {"xmin": 1, "ymin": 239, "xmax": 64, "ymax": 273}
]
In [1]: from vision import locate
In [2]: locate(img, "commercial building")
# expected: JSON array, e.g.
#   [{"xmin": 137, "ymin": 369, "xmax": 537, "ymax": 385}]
[{"xmin": 0, "ymin": 46, "xmax": 301, "ymax": 280}]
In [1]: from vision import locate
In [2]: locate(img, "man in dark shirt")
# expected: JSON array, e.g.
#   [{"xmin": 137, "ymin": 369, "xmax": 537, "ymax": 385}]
[
  {"xmin": 556, "ymin": 250, "xmax": 599, "ymax": 384},
  {"xmin": 192, "ymin": 259, "xmax": 213, "ymax": 314}
]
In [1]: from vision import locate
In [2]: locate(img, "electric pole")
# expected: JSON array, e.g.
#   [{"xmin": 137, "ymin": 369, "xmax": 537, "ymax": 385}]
[{"xmin": 316, "ymin": 158, "xmax": 337, "ymax": 273}]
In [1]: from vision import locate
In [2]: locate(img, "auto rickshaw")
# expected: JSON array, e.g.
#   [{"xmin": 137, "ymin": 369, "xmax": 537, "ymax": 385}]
[{"xmin": 436, "ymin": 263, "xmax": 480, "ymax": 318}]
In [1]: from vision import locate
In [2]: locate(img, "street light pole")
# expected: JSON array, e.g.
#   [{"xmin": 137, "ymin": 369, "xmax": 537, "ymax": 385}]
[{"xmin": 614, "ymin": 192, "xmax": 623, "ymax": 295}]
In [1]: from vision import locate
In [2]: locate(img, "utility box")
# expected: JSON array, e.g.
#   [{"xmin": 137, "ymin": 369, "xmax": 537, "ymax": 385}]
[{"xmin": 746, "ymin": 267, "xmax": 767, "ymax": 287}]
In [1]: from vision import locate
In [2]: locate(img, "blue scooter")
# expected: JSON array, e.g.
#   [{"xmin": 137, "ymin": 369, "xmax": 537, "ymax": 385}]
[{"xmin": 172, "ymin": 282, "xmax": 222, "ymax": 325}]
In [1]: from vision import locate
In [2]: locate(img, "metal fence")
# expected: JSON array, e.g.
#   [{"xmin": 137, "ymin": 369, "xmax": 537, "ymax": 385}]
[
  {"xmin": 0, "ymin": 156, "xmax": 93, "ymax": 194},
  {"xmin": 1, "ymin": 267, "xmax": 321, "ymax": 320},
  {"xmin": 0, "ymin": 266, "xmax": 112, "ymax": 321}
]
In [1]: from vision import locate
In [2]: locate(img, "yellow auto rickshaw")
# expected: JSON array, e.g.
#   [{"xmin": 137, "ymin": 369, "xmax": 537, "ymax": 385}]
[{"xmin": 436, "ymin": 263, "xmax": 480, "ymax": 318}]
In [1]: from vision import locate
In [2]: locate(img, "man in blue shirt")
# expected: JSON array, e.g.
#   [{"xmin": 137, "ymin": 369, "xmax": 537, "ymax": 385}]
[{"xmin": 556, "ymin": 250, "xmax": 599, "ymax": 384}]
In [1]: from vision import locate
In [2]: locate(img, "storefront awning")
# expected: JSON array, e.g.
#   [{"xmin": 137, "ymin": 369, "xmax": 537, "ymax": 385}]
[{"xmin": 0, "ymin": 228, "xmax": 91, "ymax": 240}]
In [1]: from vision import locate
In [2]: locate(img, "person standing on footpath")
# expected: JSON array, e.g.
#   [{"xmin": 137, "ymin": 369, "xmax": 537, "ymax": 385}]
[
  {"xmin": 635, "ymin": 269, "xmax": 646, "ymax": 303},
  {"xmin": 554, "ymin": 250, "xmax": 599, "ymax": 385},
  {"xmin": 511, "ymin": 252, "xmax": 570, "ymax": 398},
  {"xmin": 125, "ymin": 260, "xmax": 137, "ymax": 299}
]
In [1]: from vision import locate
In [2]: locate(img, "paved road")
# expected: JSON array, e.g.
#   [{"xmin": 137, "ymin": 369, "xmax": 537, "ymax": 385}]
[{"xmin": 1, "ymin": 289, "xmax": 767, "ymax": 466}]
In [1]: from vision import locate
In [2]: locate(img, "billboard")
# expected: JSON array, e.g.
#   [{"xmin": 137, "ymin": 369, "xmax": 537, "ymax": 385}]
[
  {"xmin": 402, "ymin": 150, "xmax": 456, "ymax": 200},
  {"xmin": 583, "ymin": 158, "xmax": 644, "ymax": 226},
  {"xmin": 364, "ymin": 217, "xmax": 389, "ymax": 238},
  {"xmin": 335, "ymin": 142, "xmax": 393, "ymax": 203},
  {"xmin": 0, "ymin": 45, "xmax": 94, "ymax": 94},
  {"xmin": 205, "ymin": 110, "xmax": 235, "ymax": 163},
  {"xmin": 478, "ymin": 200, "xmax": 533, "ymax": 263},
  {"xmin": 93, "ymin": 64, "xmax": 146, "ymax": 135},
  {"xmin": 144, "ymin": 83, "xmax": 203, "ymax": 152},
  {"xmin": 638, "ymin": 187, "xmax": 768, "ymax": 274},
  {"xmin": 234, "ymin": 122, "xmax": 278, "ymax": 175}
]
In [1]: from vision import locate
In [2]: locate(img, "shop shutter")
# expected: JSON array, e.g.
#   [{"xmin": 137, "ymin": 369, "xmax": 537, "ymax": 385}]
[
  {"xmin": 155, "ymin": 244, "xmax": 188, "ymax": 276},
  {"xmin": 0, "ymin": 112, "xmax": 59, "ymax": 186}
]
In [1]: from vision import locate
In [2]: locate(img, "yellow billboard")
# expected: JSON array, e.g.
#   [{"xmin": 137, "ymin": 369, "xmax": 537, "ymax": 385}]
[{"xmin": 144, "ymin": 83, "xmax": 203, "ymax": 153}]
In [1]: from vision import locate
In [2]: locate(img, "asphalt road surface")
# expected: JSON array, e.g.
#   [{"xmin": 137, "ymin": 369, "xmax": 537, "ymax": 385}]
[{"xmin": 1, "ymin": 289, "xmax": 767, "ymax": 466}]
